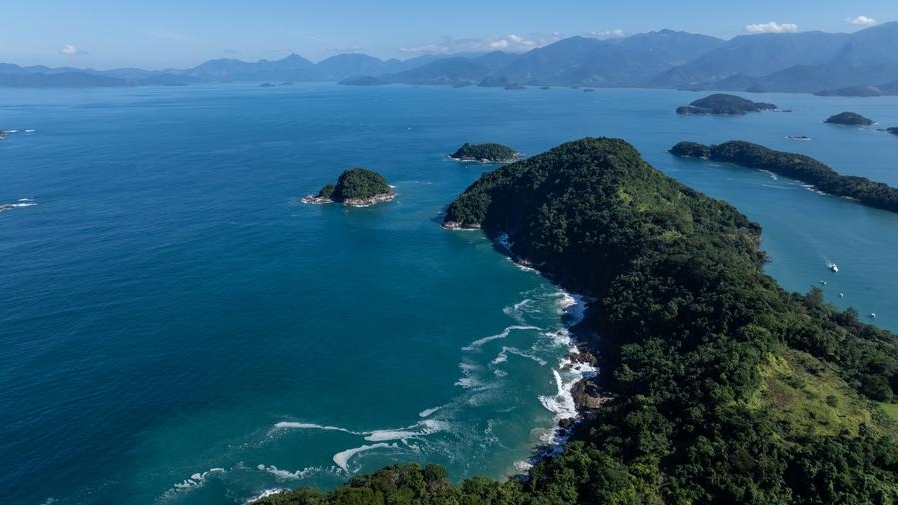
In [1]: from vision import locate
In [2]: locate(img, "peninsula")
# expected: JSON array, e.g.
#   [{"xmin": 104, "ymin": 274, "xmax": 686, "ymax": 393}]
[
  {"xmin": 888, "ymin": 127, "xmax": 898, "ymax": 136},
  {"xmin": 825, "ymin": 111, "xmax": 875, "ymax": 125},
  {"xmin": 670, "ymin": 140, "xmax": 898, "ymax": 213},
  {"xmin": 448, "ymin": 143, "xmax": 520, "ymax": 163},
  {"xmin": 260, "ymin": 138, "xmax": 898, "ymax": 504},
  {"xmin": 675, "ymin": 93, "xmax": 777, "ymax": 115},
  {"xmin": 303, "ymin": 168, "xmax": 395, "ymax": 207}
]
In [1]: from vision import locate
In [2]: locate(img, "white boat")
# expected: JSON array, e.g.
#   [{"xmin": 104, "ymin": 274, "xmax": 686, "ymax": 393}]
[{"xmin": 829, "ymin": 264, "xmax": 839, "ymax": 273}]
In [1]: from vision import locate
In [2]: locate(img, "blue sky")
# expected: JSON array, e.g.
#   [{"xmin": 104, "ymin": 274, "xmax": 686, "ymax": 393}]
[{"xmin": 1, "ymin": 0, "xmax": 896, "ymax": 69}]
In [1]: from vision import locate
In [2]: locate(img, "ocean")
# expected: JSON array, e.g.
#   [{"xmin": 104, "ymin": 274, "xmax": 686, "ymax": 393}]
[{"xmin": 1, "ymin": 83, "xmax": 896, "ymax": 504}]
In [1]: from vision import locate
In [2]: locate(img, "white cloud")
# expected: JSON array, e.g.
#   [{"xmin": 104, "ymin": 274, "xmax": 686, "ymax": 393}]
[
  {"xmin": 744, "ymin": 22, "xmax": 799, "ymax": 34},
  {"xmin": 59, "ymin": 44, "xmax": 86, "ymax": 55},
  {"xmin": 585, "ymin": 29, "xmax": 627, "ymax": 39},
  {"xmin": 400, "ymin": 33, "xmax": 565, "ymax": 55},
  {"xmin": 846, "ymin": 16, "xmax": 878, "ymax": 26}
]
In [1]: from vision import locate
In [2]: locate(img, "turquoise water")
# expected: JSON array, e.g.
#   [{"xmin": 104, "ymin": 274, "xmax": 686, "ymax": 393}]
[{"xmin": 1, "ymin": 84, "xmax": 896, "ymax": 504}]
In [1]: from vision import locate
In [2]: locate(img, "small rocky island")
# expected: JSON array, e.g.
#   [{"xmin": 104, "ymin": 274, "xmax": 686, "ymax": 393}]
[
  {"xmin": 303, "ymin": 168, "xmax": 395, "ymax": 207},
  {"xmin": 449, "ymin": 143, "xmax": 520, "ymax": 164},
  {"xmin": 887, "ymin": 127, "xmax": 898, "ymax": 136},
  {"xmin": 825, "ymin": 112, "xmax": 874, "ymax": 126},
  {"xmin": 676, "ymin": 93, "xmax": 777, "ymax": 115}
]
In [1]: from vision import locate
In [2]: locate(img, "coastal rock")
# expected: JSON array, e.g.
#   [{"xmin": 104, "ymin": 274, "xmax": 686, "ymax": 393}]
[
  {"xmin": 441, "ymin": 220, "xmax": 481, "ymax": 230},
  {"xmin": 571, "ymin": 378, "xmax": 611, "ymax": 410}
]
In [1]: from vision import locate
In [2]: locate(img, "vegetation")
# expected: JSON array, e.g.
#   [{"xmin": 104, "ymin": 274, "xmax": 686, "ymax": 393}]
[
  {"xmin": 267, "ymin": 138, "xmax": 898, "ymax": 504},
  {"xmin": 449, "ymin": 143, "xmax": 519, "ymax": 163},
  {"xmin": 825, "ymin": 111, "xmax": 875, "ymax": 126},
  {"xmin": 670, "ymin": 140, "xmax": 898, "ymax": 214},
  {"xmin": 316, "ymin": 168, "xmax": 393, "ymax": 203},
  {"xmin": 675, "ymin": 93, "xmax": 777, "ymax": 115},
  {"xmin": 316, "ymin": 184, "xmax": 336, "ymax": 200}
]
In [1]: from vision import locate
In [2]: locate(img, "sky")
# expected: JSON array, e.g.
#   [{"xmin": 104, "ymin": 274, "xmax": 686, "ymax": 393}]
[{"xmin": 1, "ymin": 0, "xmax": 896, "ymax": 69}]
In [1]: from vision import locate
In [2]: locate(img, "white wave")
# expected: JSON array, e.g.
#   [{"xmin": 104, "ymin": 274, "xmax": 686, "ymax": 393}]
[
  {"xmin": 333, "ymin": 443, "xmax": 397, "ymax": 472},
  {"xmin": 17, "ymin": 198, "xmax": 34, "ymax": 202},
  {"xmin": 513, "ymin": 261, "xmax": 537, "ymax": 272},
  {"xmin": 12, "ymin": 202, "xmax": 36, "ymax": 208},
  {"xmin": 6, "ymin": 129, "xmax": 18, "ymax": 133},
  {"xmin": 462, "ymin": 325, "xmax": 539, "ymax": 351},
  {"xmin": 166, "ymin": 467, "xmax": 226, "ymax": 497},
  {"xmin": 494, "ymin": 346, "xmax": 548, "ymax": 366},
  {"xmin": 244, "ymin": 488, "xmax": 287, "ymax": 504},
  {"xmin": 494, "ymin": 369, "xmax": 508, "ymax": 377},
  {"xmin": 557, "ymin": 292, "xmax": 586, "ymax": 324},
  {"xmin": 257, "ymin": 464, "xmax": 326, "ymax": 481},
  {"xmin": 418, "ymin": 405, "xmax": 444, "ymax": 418},
  {"xmin": 514, "ymin": 460, "xmax": 534, "ymax": 473},
  {"xmin": 25, "ymin": 129, "xmax": 35, "ymax": 133},
  {"xmin": 271, "ymin": 421, "xmax": 359, "ymax": 435},
  {"xmin": 539, "ymin": 369, "xmax": 578, "ymax": 421},
  {"xmin": 364, "ymin": 419, "xmax": 450, "ymax": 442}
]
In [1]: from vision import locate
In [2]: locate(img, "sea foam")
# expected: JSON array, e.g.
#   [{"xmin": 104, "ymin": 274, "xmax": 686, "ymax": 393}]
[
  {"xmin": 462, "ymin": 325, "xmax": 539, "ymax": 351},
  {"xmin": 333, "ymin": 443, "xmax": 397, "ymax": 472}
]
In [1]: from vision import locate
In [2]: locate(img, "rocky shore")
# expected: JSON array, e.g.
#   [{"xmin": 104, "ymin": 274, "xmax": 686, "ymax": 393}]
[{"xmin": 303, "ymin": 191, "xmax": 395, "ymax": 207}]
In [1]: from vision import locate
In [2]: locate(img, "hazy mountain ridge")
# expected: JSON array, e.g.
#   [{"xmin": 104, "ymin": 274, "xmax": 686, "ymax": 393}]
[{"xmin": 2, "ymin": 23, "xmax": 897, "ymax": 94}]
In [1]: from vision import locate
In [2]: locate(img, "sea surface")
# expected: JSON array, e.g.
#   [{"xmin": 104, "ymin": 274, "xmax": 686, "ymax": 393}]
[{"xmin": 1, "ymin": 83, "xmax": 897, "ymax": 504}]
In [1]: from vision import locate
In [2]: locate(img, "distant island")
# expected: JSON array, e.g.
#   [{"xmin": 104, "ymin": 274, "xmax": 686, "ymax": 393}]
[
  {"xmin": 449, "ymin": 143, "xmax": 520, "ymax": 164},
  {"xmin": 888, "ymin": 127, "xmax": 898, "ymax": 136},
  {"xmin": 670, "ymin": 140, "xmax": 898, "ymax": 213},
  {"xmin": 825, "ymin": 112, "xmax": 874, "ymax": 126},
  {"xmin": 339, "ymin": 76, "xmax": 387, "ymax": 86},
  {"xmin": 676, "ymin": 93, "xmax": 777, "ymax": 115},
  {"xmin": 303, "ymin": 168, "xmax": 395, "ymax": 207}
]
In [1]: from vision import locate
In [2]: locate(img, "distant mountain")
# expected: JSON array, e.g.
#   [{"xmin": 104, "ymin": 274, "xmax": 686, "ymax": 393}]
[
  {"xmin": 382, "ymin": 53, "xmax": 513, "ymax": 85},
  {"xmin": 316, "ymin": 54, "xmax": 405, "ymax": 80},
  {"xmin": 649, "ymin": 31, "xmax": 851, "ymax": 88},
  {"xmin": 613, "ymin": 29, "xmax": 725, "ymax": 67},
  {"xmin": 182, "ymin": 54, "xmax": 321, "ymax": 81},
  {"xmin": 745, "ymin": 22, "xmax": 898, "ymax": 93},
  {"xmin": 3, "ymin": 23, "xmax": 898, "ymax": 93}
]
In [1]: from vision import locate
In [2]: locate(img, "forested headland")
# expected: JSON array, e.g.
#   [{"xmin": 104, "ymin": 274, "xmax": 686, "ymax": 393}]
[{"xmin": 262, "ymin": 138, "xmax": 898, "ymax": 504}]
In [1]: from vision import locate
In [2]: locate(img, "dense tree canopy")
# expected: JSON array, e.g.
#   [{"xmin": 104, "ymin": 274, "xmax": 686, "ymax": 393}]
[
  {"xmin": 449, "ymin": 143, "xmax": 519, "ymax": 163},
  {"xmin": 265, "ymin": 138, "xmax": 898, "ymax": 504},
  {"xmin": 671, "ymin": 140, "xmax": 898, "ymax": 214},
  {"xmin": 675, "ymin": 94, "xmax": 777, "ymax": 115},
  {"xmin": 825, "ymin": 111, "xmax": 874, "ymax": 126},
  {"xmin": 317, "ymin": 168, "xmax": 392, "ymax": 202}
]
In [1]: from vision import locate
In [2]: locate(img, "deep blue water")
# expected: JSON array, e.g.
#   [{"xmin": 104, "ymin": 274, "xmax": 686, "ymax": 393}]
[{"xmin": 1, "ymin": 83, "xmax": 896, "ymax": 504}]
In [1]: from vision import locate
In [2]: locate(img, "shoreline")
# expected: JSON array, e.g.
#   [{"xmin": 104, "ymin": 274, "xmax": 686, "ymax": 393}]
[
  {"xmin": 302, "ymin": 191, "xmax": 396, "ymax": 207},
  {"xmin": 455, "ymin": 227, "xmax": 613, "ymax": 474}
]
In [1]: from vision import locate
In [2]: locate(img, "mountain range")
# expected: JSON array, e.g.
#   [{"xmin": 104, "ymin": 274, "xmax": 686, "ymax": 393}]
[{"xmin": 3, "ymin": 23, "xmax": 898, "ymax": 95}]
